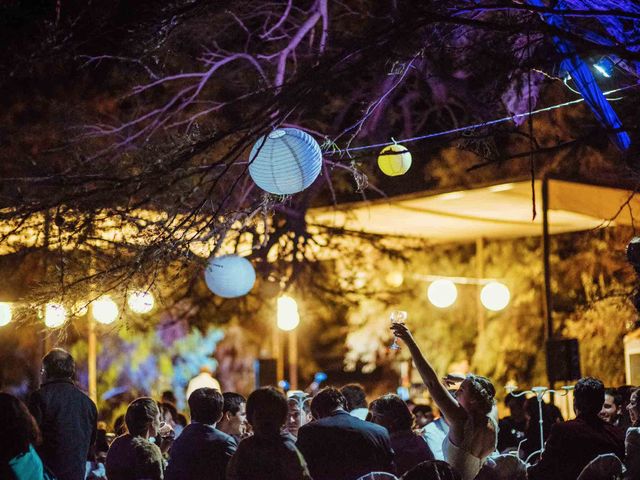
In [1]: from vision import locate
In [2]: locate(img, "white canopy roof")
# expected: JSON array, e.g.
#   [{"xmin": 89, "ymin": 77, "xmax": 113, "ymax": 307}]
[{"xmin": 308, "ymin": 178, "xmax": 640, "ymax": 242}]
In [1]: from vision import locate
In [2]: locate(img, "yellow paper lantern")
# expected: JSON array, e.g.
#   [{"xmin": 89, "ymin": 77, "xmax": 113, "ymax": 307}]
[{"xmin": 377, "ymin": 143, "xmax": 412, "ymax": 176}]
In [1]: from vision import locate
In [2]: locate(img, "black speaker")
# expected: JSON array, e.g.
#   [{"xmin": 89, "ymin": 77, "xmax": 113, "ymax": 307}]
[
  {"xmin": 546, "ymin": 338, "xmax": 581, "ymax": 383},
  {"xmin": 254, "ymin": 358, "xmax": 277, "ymax": 388}
]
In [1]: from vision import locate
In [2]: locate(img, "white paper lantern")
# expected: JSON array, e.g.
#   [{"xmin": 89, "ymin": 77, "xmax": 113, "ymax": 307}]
[
  {"xmin": 205, "ymin": 255, "xmax": 256, "ymax": 298},
  {"xmin": 249, "ymin": 128, "xmax": 322, "ymax": 195},
  {"xmin": 480, "ymin": 281, "xmax": 510, "ymax": 311}
]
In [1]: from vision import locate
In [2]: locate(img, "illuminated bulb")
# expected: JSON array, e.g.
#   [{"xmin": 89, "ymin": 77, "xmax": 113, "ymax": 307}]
[
  {"xmin": 128, "ymin": 291, "xmax": 154, "ymax": 314},
  {"xmin": 277, "ymin": 295, "xmax": 300, "ymax": 331},
  {"xmin": 0, "ymin": 303, "xmax": 12, "ymax": 327},
  {"xmin": 427, "ymin": 280, "xmax": 457, "ymax": 308},
  {"xmin": 44, "ymin": 303, "xmax": 67, "ymax": 328},
  {"xmin": 480, "ymin": 281, "xmax": 510, "ymax": 311},
  {"xmin": 385, "ymin": 271, "xmax": 404, "ymax": 288},
  {"xmin": 91, "ymin": 296, "xmax": 119, "ymax": 325}
]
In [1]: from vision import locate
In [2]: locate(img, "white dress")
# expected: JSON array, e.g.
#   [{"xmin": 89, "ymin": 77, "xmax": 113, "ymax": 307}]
[{"xmin": 442, "ymin": 416, "xmax": 497, "ymax": 480}]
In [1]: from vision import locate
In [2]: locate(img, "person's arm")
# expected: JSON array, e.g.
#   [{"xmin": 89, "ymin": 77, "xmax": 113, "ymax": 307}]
[{"xmin": 391, "ymin": 323, "xmax": 465, "ymax": 425}]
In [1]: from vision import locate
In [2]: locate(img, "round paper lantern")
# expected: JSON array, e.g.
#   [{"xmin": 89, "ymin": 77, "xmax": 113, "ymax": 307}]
[
  {"xmin": 427, "ymin": 279, "xmax": 457, "ymax": 308},
  {"xmin": 377, "ymin": 143, "xmax": 412, "ymax": 176},
  {"xmin": 480, "ymin": 281, "xmax": 510, "ymax": 311},
  {"xmin": 248, "ymin": 128, "xmax": 322, "ymax": 195},
  {"xmin": 205, "ymin": 255, "xmax": 256, "ymax": 298}
]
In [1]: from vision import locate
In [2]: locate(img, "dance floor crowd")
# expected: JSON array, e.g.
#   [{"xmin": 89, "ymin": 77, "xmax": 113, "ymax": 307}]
[{"xmin": 2, "ymin": 327, "xmax": 638, "ymax": 480}]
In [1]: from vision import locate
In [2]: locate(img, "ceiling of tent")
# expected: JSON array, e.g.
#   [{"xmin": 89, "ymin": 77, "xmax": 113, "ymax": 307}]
[{"xmin": 307, "ymin": 177, "xmax": 640, "ymax": 243}]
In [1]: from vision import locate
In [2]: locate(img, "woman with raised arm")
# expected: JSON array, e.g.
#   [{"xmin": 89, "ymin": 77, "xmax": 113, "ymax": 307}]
[{"xmin": 391, "ymin": 323, "xmax": 497, "ymax": 480}]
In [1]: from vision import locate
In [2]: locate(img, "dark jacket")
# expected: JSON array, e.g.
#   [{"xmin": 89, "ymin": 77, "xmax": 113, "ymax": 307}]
[
  {"xmin": 165, "ymin": 423, "xmax": 237, "ymax": 480},
  {"xmin": 296, "ymin": 410, "xmax": 395, "ymax": 480},
  {"xmin": 390, "ymin": 430, "xmax": 434, "ymax": 476},
  {"xmin": 106, "ymin": 434, "xmax": 164, "ymax": 480},
  {"xmin": 226, "ymin": 432, "xmax": 312, "ymax": 480},
  {"xmin": 527, "ymin": 413, "xmax": 625, "ymax": 480},
  {"xmin": 28, "ymin": 378, "xmax": 97, "ymax": 480}
]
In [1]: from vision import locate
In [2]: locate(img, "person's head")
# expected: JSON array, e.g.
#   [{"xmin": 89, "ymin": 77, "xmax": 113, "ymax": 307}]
[
  {"xmin": 574, "ymin": 377, "xmax": 605, "ymax": 416},
  {"xmin": 41, "ymin": 348, "xmax": 75, "ymax": 380},
  {"xmin": 218, "ymin": 392, "xmax": 247, "ymax": 436},
  {"xmin": 491, "ymin": 454, "xmax": 528, "ymax": 480},
  {"xmin": 246, "ymin": 386, "xmax": 288, "ymax": 434},
  {"xmin": 161, "ymin": 390, "xmax": 177, "ymax": 406},
  {"xmin": 114, "ymin": 414, "xmax": 127, "ymax": 436},
  {"xmin": 340, "ymin": 383, "xmax": 368, "ymax": 411},
  {"xmin": 310, "ymin": 387, "xmax": 347, "ymax": 419},
  {"xmin": 125, "ymin": 397, "xmax": 161, "ymax": 438},
  {"xmin": 187, "ymin": 387, "xmax": 223, "ymax": 425},
  {"xmin": 504, "ymin": 392, "xmax": 526, "ymax": 418},
  {"xmin": 159, "ymin": 401, "xmax": 179, "ymax": 426},
  {"xmin": 131, "ymin": 437, "xmax": 164, "ymax": 480},
  {"xmin": 599, "ymin": 388, "xmax": 622, "ymax": 424},
  {"xmin": 412, "ymin": 404, "xmax": 434, "ymax": 428},
  {"xmin": 370, "ymin": 394, "xmax": 414, "ymax": 434},
  {"xmin": 402, "ymin": 460, "xmax": 462, "ymax": 480},
  {"xmin": 286, "ymin": 393, "xmax": 310, "ymax": 437},
  {"xmin": 0, "ymin": 393, "xmax": 41, "ymax": 462},
  {"xmin": 627, "ymin": 389, "xmax": 639, "ymax": 427},
  {"xmin": 456, "ymin": 375, "xmax": 496, "ymax": 416}
]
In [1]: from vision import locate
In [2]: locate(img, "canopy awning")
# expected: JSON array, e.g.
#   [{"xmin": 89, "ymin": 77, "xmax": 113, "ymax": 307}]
[{"xmin": 308, "ymin": 177, "xmax": 640, "ymax": 242}]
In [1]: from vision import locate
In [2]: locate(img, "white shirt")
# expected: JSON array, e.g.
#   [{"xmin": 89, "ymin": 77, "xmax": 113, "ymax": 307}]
[
  {"xmin": 186, "ymin": 372, "xmax": 221, "ymax": 399},
  {"xmin": 349, "ymin": 407, "xmax": 369, "ymax": 420},
  {"xmin": 422, "ymin": 417, "xmax": 449, "ymax": 460}
]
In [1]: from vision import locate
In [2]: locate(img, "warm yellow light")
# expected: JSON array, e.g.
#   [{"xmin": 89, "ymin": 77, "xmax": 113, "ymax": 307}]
[
  {"xmin": 91, "ymin": 296, "xmax": 119, "ymax": 325},
  {"xmin": 277, "ymin": 295, "xmax": 300, "ymax": 331},
  {"xmin": 45, "ymin": 303, "xmax": 67, "ymax": 328},
  {"xmin": 385, "ymin": 271, "xmax": 404, "ymax": 288},
  {"xmin": 74, "ymin": 302, "xmax": 89, "ymax": 317},
  {"xmin": 488, "ymin": 183, "xmax": 515, "ymax": 193},
  {"xmin": 480, "ymin": 281, "xmax": 510, "ymax": 311},
  {"xmin": 0, "ymin": 303, "xmax": 12, "ymax": 327},
  {"xmin": 128, "ymin": 291, "xmax": 155, "ymax": 314},
  {"xmin": 427, "ymin": 280, "xmax": 457, "ymax": 308}
]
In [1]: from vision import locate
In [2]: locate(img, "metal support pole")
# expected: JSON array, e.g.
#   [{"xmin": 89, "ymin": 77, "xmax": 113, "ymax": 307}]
[
  {"xmin": 88, "ymin": 314, "xmax": 97, "ymax": 404},
  {"xmin": 542, "ymin": 176, "xmax": 553, "ymax": 340},
  {"xmin": 476, "ymin": 237, "xmax": 486, "ymax": 336},
  {"xmin": 289, "ymin": 328, "xmax": 298, "ymax": 390}
]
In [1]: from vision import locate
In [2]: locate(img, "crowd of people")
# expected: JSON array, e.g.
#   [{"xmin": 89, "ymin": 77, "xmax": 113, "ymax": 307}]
[{"xmin": 1, "ymin": 323, "xmax": 639, "ymax": 480}]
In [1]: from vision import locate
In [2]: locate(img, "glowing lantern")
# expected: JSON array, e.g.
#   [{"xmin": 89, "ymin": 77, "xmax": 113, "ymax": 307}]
[
  {"xmin": 386, "ymin": 271, "xmax": 404, "ymax": 288},
  {"xmin": 480, "ymin": 281, "xmax": 510, "ymax": 311},
  {"xmin": 91, "ymin": 296, "xmax": 119, "ymax": 325},
  {"xmin": 205, "ymin": 254, "xmax": 256, "ymax": 298},
  {"xmin": 45, "ymin": 303, "xmax": 67, "ymax": 328},
  {"xmin": 427, "ymin": 280, "xmax": 457, "ymax": 308},
  {"xmin": 0, "ymin": 303, "xmax": 12, "ymax": 327},
  {"xmin": 128, "ymin": 291, "xmax": 155, "ymax": 314},
  {"xmin": 248, "ymin": 128, "xmax": 322, "ymax": 195},
  {"xmin": 277, "ymin": 295, "xmax": 300, "ymax": 331},
  {"xmin": 377, "ymin": 143, "xmax": 412, "ymax": 176}
]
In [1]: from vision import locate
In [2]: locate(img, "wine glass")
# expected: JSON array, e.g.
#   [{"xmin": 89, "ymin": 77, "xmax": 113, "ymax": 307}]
[{"xmin": 390, "ymin": 310, "xmax": 407, "ymax": 350}]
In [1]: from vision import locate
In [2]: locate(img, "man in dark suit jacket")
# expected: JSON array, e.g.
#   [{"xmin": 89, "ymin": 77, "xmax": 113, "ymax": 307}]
[
  {"xmin": 28, "ymin": 348, "xmax": 97, "ymax": 480},
  {"xmin": 165, "ymin": 387, "xmax": 237, "ymax": 480},
  {"xmin": 528, "ymin": 377, "xmax": 625, "ymax": 480},
  {"xmin": 296, "ymin": 387, "xmax": 395, "ymax": 480}
]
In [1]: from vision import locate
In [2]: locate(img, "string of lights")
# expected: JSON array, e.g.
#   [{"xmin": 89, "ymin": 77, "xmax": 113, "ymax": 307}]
[{"xmin": 325, "ymin": 83, "xmax": 640, "ymax": 156}]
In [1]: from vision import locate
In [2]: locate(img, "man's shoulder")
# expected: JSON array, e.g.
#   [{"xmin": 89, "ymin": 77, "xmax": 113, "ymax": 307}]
[{"xmin": 181, "ymin": 424, "xmax": 237, "ymax": 444}]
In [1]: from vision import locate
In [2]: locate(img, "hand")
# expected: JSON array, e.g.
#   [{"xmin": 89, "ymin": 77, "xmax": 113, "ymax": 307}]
[
  {"xmin": 442, "ymin": 373, "xmax": 465, "ymax": 387},
  {"xmin": 390, "ymin": 322, "xmax": 413, "ymax": 342}
]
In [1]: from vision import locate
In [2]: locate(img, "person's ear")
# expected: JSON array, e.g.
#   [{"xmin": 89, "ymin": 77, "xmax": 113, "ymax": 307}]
[
  {"xmin": 216, "ymin": 411, "xmax": 224, "ymax": 423},
  {"xmin": 224, "ymin": 411, "xmax": 232, "ymax": 421}
]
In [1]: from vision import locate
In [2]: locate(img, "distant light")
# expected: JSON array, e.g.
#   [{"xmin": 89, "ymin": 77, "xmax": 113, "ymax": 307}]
[
  {"xmin": 314, "ymin": 372, "xmax": 327, "ymax": 383},
  {"xmin": 353, "ymin": 272, "xmax": 367, "ymax": 289},
  {"xmin": 480, "ymin": 281, "xmax": 510, "ymax": 311},
  {"xmin": 74, "ymin": 302, "xmax": 89, "ymax": 317},
  {"xmin": 277, "ymin": 295, "xmax": 300, "ymax": 331},
  {"xmin": 385, "ymin": 271, "xmax": 404, "ymax": 288},
  {"xmin": 92, "ymin": 296, "xmax": 119, "ymax": 325},
  {"xmin": 278, "ymin": 380, "xmax": 290, "ymax": 391},
  {"xmin": 594, "ymin": 57, "xmax": 614, "ymax": 78},
  {"xmin": 44, "ymin": 303, "xmax": 67, "ymax": 328},
  {"xmin": 439, "ymin": 192, "xmax": 465, "ymax": 201},
  {"xmin": 488, "ymin": 183, "xmax": 515, "ymax": 193},
  {"xmin": 128, "ymin": 291, "xmax": 155, "ymax": 314},
  {"xmin": 427, "ymin": 280, "xmax": 458, "ymax": 308},
  {"xmin": 0, "ymin": 303, "xmax": 12, "ymax": 327}
]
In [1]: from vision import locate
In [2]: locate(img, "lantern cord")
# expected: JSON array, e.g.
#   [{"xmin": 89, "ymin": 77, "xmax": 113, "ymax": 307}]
[{"xmin": 325, "ymin": 83, "xmax": 639, "ymax": 156}]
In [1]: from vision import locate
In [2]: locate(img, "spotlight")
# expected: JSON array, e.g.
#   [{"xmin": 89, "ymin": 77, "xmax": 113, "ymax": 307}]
[
  {"xmin": 427, "ymin": 280, "xmax": 458, "ymax": 308},
  {"xmin": 593, "ymin": 57, "xmax": 614, "ymax": 78}
]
